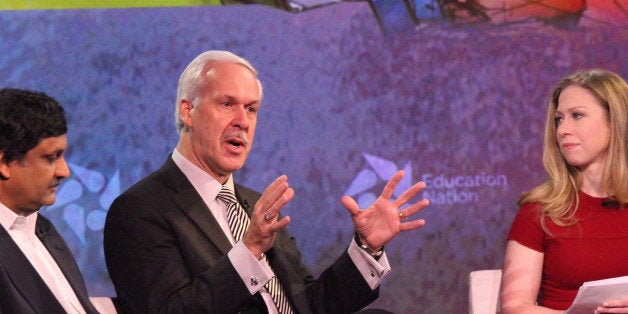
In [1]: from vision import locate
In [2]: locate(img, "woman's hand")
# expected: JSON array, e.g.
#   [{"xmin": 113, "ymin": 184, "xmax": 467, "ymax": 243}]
[{"xmin": 595, "ymin": 299, "xmax": 628, "ymax": 313}]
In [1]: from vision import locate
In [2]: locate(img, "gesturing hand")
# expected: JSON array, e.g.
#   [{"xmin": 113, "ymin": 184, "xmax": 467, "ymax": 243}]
[
  {"xmin": 341, "ymin": 170, "xmax": 429, "ymax": 251},
  {"xmin": 243, "ymin": 175, "xmax": 294, "ymax": 259}
]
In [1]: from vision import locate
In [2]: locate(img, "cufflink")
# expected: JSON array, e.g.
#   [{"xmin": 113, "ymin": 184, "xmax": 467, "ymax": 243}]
[{"xmin": 250, "ymin": 277, "xmax": 259, "ymax": 286}]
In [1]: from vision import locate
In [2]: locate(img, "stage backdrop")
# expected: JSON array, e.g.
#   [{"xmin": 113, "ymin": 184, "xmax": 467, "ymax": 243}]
[{"xmin": 0, "ymin": 2, "xmax": 626, "ymax": 313}]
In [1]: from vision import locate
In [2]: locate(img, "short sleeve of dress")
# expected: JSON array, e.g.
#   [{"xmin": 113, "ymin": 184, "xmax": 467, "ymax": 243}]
[{"xmin": 507, "ymin": 203, "xmax": 545, "ymax": 253}]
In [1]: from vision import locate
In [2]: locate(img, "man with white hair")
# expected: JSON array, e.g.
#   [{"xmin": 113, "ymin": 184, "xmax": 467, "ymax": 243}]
[{"xmin": 104, "ymin": 50, "xmax": 429, "ymax": 313}]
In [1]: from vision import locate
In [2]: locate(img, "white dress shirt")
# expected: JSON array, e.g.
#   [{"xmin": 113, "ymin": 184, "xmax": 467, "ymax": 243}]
[
  {"xmin": 0, "ymin": 203, "xmax": 86, "ymax": 314},
  {"xmin": 172, "ymin": 149, "xmax": 390, "ymax": 313}
]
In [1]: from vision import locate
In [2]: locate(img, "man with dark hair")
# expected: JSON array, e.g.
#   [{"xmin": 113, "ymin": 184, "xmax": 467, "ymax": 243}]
[{"xmin": 0, "ymin": 88, "xmax": 102, "ymax": 313}]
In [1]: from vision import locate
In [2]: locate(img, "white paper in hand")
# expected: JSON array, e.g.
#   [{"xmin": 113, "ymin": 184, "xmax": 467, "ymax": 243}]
[{"xmin": 565, "ymin": 276, "xmax": 628, "ymax": 314}]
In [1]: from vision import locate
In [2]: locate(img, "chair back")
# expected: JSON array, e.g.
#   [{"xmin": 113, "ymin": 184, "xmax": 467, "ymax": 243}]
[{"xmin": 469, "ymin": 269, "xmax": 502, "ymax": 314}]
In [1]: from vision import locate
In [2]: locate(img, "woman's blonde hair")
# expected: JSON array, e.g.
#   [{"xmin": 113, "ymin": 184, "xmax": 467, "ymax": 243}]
[{"xmin": 518, "ymin": 69, "xmax": 628, "ymax": 229}]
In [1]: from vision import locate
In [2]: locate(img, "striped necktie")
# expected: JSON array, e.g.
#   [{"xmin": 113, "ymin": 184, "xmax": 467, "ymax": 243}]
[{"xmin": 216, "ymin": 186, "xmax": 294, "ymax": 314}]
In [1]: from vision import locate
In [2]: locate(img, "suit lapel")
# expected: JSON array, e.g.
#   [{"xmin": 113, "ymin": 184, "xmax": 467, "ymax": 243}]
[
  {"xmin": 162, "ymin": 158, "xmax": 233, "ymax": 255},
  {"xmin": 0, "ymin": 222, "xmax": 66, "ymax": 312},
  {"xmin": 36, "ymin": 216, "xmax": 98, "ymax": 313}
]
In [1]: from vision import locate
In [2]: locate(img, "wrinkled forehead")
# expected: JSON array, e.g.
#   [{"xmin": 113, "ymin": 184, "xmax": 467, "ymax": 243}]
[{"xmin": 202, "ymin": 62, "xmax": 262, "ymax": 99}]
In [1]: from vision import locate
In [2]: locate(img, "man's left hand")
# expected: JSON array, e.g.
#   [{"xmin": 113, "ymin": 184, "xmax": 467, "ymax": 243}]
[{"xmin": 341, "ymin": 170, "xmax": 429, "ymax": 252}]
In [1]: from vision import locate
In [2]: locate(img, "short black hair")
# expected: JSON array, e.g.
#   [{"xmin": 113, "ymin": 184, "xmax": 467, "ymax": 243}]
[{"xmin": 0, "ymin": 88, "xmax": 67, "ymax": 164}]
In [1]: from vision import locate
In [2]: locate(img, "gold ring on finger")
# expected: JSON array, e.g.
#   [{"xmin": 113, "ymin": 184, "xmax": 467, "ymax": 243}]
[
  {"xmin": 399, "ymin": 211, "xmax": 406, "ymax": 220},
  {"xmin": 263, "ymin": 212, "xmax": 275, "ymax": 222}
]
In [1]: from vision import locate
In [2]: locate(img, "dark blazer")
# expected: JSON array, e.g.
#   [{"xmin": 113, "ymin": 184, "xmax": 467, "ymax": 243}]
[
  {"xmin": 104, "ymin": 156, "xmax": 378, "ymax": 313},
  {"xmin": 0, "ymin": 214, "xmax": 99, "ymax": 313}
]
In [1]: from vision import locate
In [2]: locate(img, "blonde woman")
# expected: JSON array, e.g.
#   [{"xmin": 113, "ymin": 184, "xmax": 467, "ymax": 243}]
[{"xmin": 501, "ymin": 69, "xmax": 628, "ymax": 313}]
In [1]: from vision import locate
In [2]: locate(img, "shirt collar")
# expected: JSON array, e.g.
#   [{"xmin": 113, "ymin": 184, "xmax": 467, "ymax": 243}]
[
  {"xmin": 0, "ymin": 201, "xmax": 37, "ymax": 235},
  {"xmin": 171, "ymin": 148, "xmax": 235, "ymax": 199}
]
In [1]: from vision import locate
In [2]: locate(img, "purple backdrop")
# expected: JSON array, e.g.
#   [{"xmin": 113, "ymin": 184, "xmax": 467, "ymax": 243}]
[{"xmin": 0, "ymin": 2, "xmax": 626, "ymax": 313}]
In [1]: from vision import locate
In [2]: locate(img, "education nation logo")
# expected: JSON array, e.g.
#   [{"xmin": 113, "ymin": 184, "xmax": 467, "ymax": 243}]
[{"xmin": 344, "ymin": 153, "xmax": 508, "ymax": 206}]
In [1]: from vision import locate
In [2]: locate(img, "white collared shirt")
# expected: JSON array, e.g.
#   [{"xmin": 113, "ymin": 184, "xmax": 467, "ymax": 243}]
[{"xmin": 0, "ymin": 203, "xmax": 86, "ymax": 314}]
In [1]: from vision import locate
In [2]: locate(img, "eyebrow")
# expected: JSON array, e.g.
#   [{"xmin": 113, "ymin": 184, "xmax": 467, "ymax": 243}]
[
  {"xmin": 222, "ymin": 94, "xmax": 260, "ymax": 107},
  {"xmin": 556, "ymin": 105, "xmax": 587, "ymax": 114},
  {"xmin": 42, "ymin": 149, "xmax": 65, "ymax": 157},
  {"xmin": 245, "ymin": 99, "xmax": 260, "ymax": 107}
]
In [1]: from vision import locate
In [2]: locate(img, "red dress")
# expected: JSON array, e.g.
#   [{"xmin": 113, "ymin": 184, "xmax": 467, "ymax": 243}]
[{"xmin": 508, "ymin": 191, "xmax": 628, "ymax": 310}]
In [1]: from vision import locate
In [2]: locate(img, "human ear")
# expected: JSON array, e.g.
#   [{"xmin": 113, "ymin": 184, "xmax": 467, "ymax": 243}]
[
  {"xmin": 179, "ymin": 100, "xmax": 193, "ymax": 129},
  {"xmin": 0, "ymin": 153, "xmax": 10, "ymax": 180}
]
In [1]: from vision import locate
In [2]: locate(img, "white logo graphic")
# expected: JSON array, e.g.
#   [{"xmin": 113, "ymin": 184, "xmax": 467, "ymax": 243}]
[
  {"xmin": 344, "ymin": 153, "xmax": 413, "ymax": 209},
  {"xmin": 45, "ymin": 162, "xmax": 120, "ymax": 245}
]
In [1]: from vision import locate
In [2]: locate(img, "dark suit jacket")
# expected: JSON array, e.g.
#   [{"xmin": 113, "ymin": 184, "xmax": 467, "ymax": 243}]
[
  {"xmin": 0, "ymin": 214, "xmax": 99, "ymax": 313},
  {"xmin": 104, "ymin": 156, "xmax": 378, "ymax": 313}
]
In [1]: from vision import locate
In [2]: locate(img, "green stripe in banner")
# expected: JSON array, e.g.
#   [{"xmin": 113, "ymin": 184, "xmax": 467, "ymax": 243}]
[{"xmin": 1, "ymin": 0, "xmax": 222, "ymax": 10}]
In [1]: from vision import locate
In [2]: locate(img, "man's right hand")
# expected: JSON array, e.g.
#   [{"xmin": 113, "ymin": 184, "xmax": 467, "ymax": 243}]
[{"xmin": 243, "ymin": 175, "xmax": 294, "ymax": 259}]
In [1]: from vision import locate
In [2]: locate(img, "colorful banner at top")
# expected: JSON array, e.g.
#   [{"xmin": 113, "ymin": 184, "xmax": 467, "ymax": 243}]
[{"xmin": 1, "ymin": 0, "xmax": 222, "ymax": 10}]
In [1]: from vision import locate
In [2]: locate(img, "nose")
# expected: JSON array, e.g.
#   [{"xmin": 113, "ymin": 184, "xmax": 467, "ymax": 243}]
[
  {"xmin": 56, "ymin": 157, "xmax": 71, "ymax": 179},
  {"xmin": 232, "ymin": 106, "xmax": 250, "ymax": 130},
  {"xmin": 557, "ymin": 118, "xmax": 571, "ymax": 138}
]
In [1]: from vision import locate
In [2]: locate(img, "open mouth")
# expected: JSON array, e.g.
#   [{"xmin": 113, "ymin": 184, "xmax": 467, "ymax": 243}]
[
  {"xmin": 227, "ymin": 139, "xmax": 244, "ymax": 147},
  {"xmin": 223, "ymin": 131, "xmax": 249, "ymax": 148},
  {"xmin": 49, "ymin": 181, "xmax": 61, "ymax": 188}
]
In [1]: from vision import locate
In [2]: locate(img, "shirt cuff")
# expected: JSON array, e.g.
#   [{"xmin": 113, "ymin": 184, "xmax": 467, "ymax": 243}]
[
  {"xmin": 348, "ymin": 237, "xmax": 391, "ymax": 290},
  {"xmin": 227, "ymin": 241, "xmax": 274, "ymax": 294}
]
